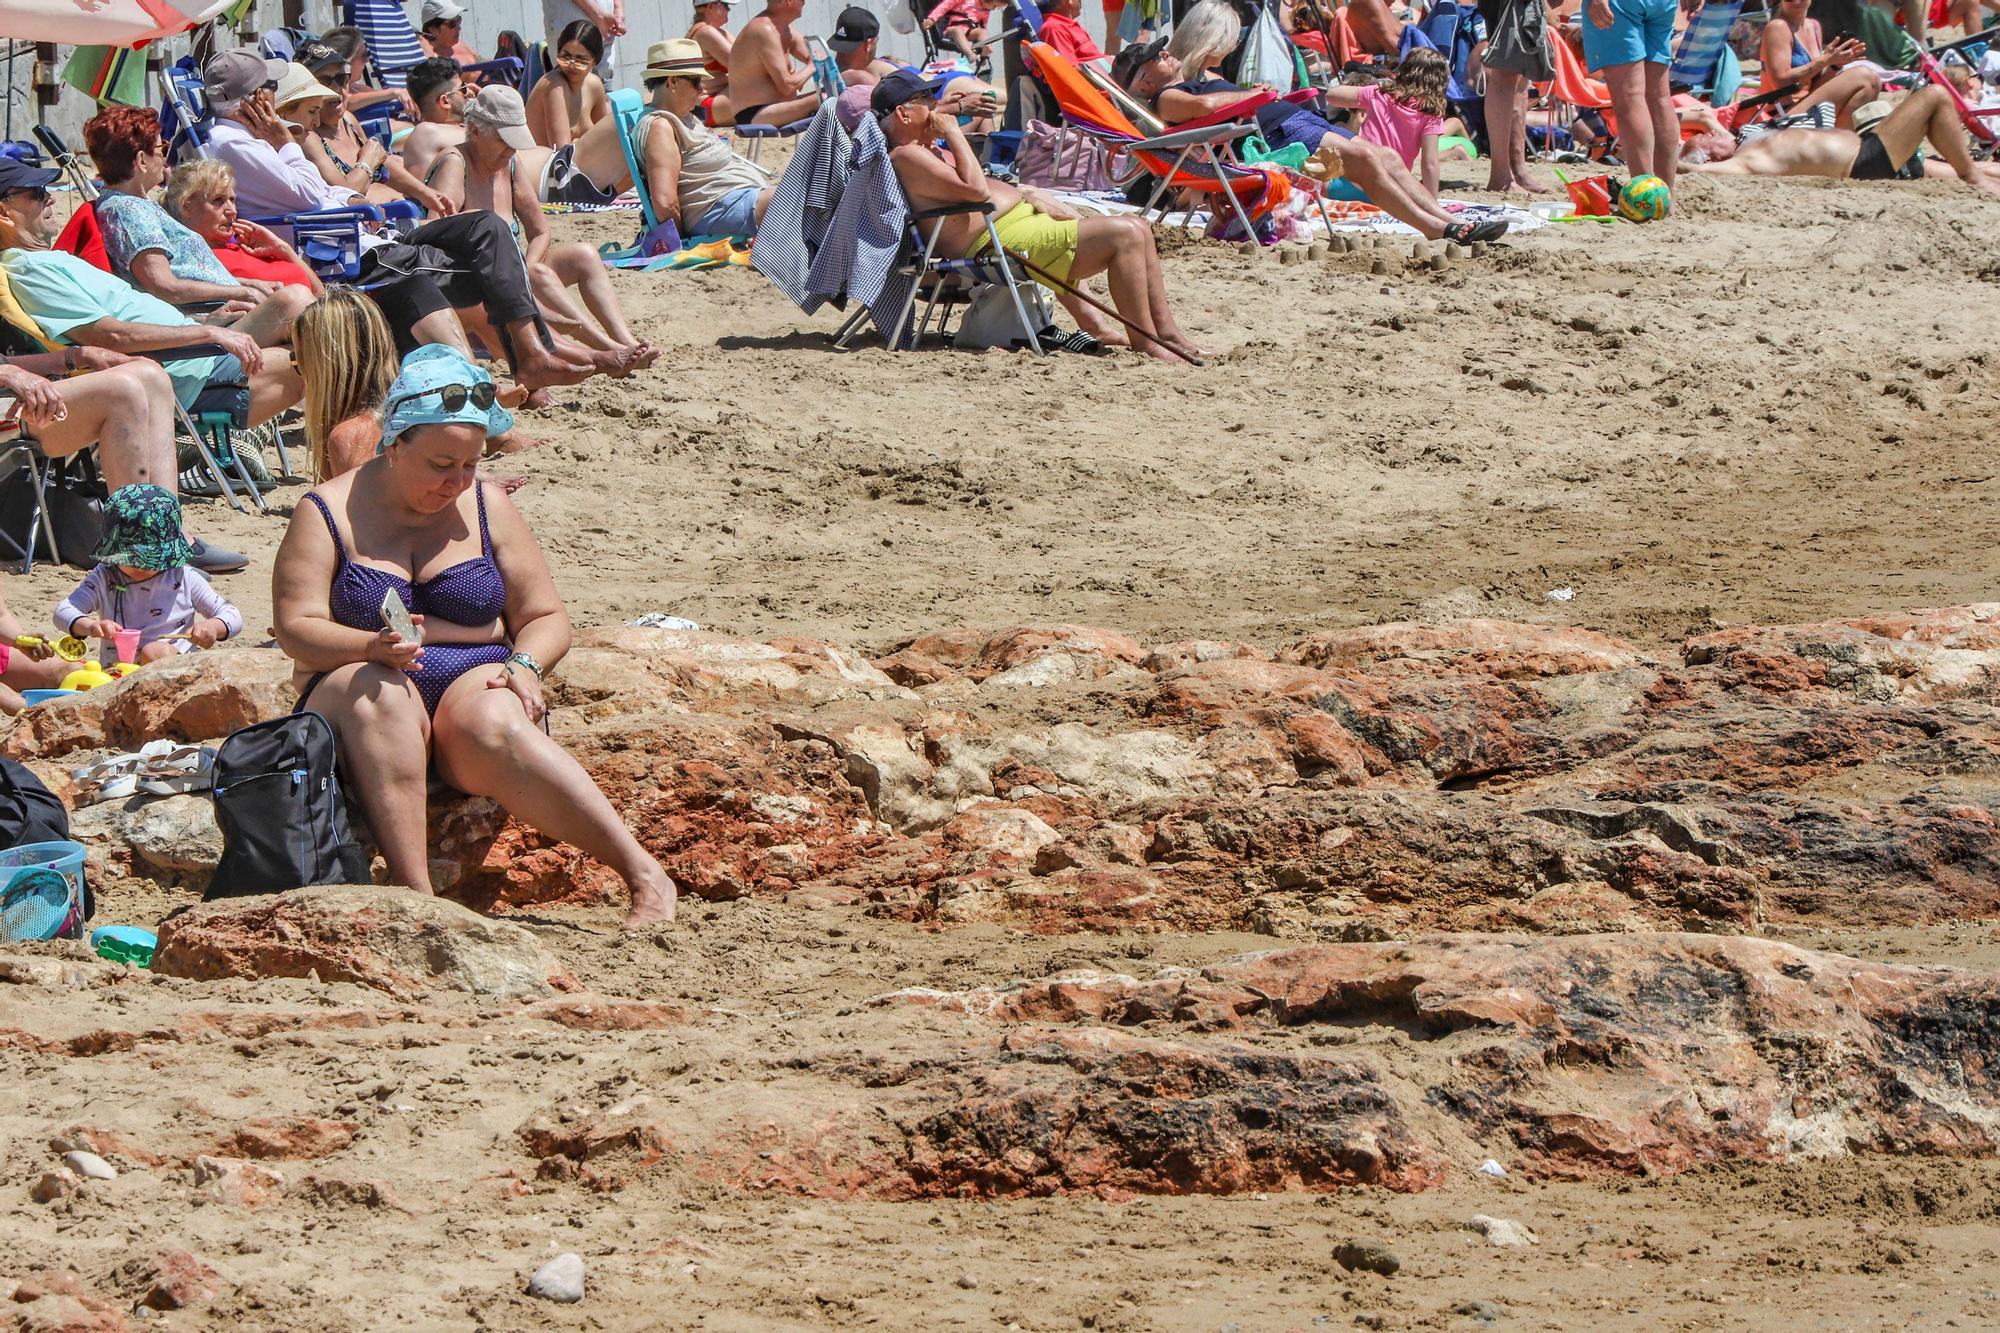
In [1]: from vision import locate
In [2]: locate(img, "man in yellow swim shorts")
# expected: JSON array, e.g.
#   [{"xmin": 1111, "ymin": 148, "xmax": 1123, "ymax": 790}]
[{"xmin": 876, "ymin": 70, "xmax": 1202, "ymax": 363}]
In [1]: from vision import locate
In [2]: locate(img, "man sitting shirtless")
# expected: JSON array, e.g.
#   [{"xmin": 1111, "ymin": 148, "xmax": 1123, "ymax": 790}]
[
  {"xmin": 729, "ymin": 0, "xmax": 822, "ymax": 128},
  {"xmin": 1692, "ymin": 86, "xmax": 2000, "ymax": 194},
  {"xmin": 876, "ymin": 71, "xmax": 1200, "ymax": 363}
]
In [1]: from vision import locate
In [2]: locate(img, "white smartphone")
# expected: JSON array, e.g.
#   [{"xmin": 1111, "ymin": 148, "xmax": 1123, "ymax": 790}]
[{"xmin": 380, "ymin": 587, "xmax": 423, "ymax": 645}]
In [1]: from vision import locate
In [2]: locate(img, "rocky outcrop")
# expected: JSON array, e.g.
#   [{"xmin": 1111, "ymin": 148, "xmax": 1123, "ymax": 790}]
[
  {"xmin": 27, "ymin": 608, "xmax": 2000, "ymax": 938},
  {"xmin": 0, "ymin": 649, "xmax": 294, "ymax": 763},
  {"xmin": 150, "ymin": 885, "xmax": 576, "ymax": 999},
  {"xmin": 877, "ymin": 932, "xmax": 2000, "ymax": 1181}
]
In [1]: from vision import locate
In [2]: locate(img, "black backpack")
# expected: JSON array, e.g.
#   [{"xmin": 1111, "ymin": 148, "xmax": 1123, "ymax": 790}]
[{"xmin": 207, "ymin": 711, "xmax": 370, "ymax": 899}]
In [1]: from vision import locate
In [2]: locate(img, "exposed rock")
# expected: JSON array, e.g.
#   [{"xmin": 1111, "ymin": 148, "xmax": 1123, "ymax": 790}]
[
  {"xmin": 8, "ymin": 1272, "xmax": 131, "ymax": 1333},
  {"xmin": 30, "ymin": 1168, "xmax": 79, "ymax": 1203},
  {"xmin": 0, "ymin": 649, "xmax": 292, "ymax": 762},
  {"xmin": 151, "ymin": 886, "xmax": 575, "ymax": 1000},
  {"xmin": 191, "ymin": 1156, "xmax": 285, "ymax": 1207},
  {"xmin": 132, "ymin": 1248, "xmax": 226, "ymax": 1310},
  {"xmin": 1468, "ymin": 1215, "xmax": 1538, "ymax": 1247},
  {"xmin": 1279, "ymin": 620, "xmax": 1647, "ymax": 679},
  {"xmin": 211, "ymin": 1116, "xmax": 356, "ymax": 1161},
  {"xmin": 1333, "ymin": 1240, "xmax": 1403, "ymax": 1276},
  {"xmin": 889, "ymin": 933, "xmax": 2000, "ymax": 1178}
]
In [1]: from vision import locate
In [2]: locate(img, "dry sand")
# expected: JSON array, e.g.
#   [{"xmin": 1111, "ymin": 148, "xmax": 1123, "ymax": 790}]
[{"xmin": 4, "ymin": 163, "xmax": 1999, "ymax": 1328}]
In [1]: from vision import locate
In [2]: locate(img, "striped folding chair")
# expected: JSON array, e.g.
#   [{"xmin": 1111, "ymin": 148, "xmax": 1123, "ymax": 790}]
[
  {"xmin": 1668, "ymin": 0, "xmax": 1747, "ymax": 95},
  {"xmin": 344, "ymin": 0, "xmax": 428, "ymax": 90}
]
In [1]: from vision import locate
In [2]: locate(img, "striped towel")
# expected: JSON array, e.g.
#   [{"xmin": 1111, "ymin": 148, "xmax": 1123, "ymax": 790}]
[
  {"xmin": 1668, "ymin": 0, "xmax": 1745, "ymax": 90},
  {"xmin": 344, "ymin": 0, "xmax": 427, "ymax": 89}
]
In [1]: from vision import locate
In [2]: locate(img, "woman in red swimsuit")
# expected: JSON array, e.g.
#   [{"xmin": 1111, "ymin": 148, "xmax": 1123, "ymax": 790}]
[{"xmin": 688, "ymin": 0, "xmax": 738, "ymax": 125}]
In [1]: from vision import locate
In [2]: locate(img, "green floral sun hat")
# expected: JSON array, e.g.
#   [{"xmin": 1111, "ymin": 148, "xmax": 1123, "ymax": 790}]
[{"xmin": 93, "ymin": 484, "xmax": 194, "ymax": 571}]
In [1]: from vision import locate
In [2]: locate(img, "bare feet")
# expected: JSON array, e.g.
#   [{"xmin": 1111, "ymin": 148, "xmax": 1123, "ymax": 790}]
[
  {"xmin": 624, "ymin": 872, "xmax": 678, "ymax": 929},
  {"xmin": 493, "ymin": 475, "xmax": 530, "ymax": 494},
  {"xmin": 627, "ymin": 341, "xmax": 661, "ymax": 371},
  {"xmin": 497, "ymin": 382, "xmax": 533, "ymax": 409},
  {"xmin": 588, "ymin": 343, "xmax": 651, "ymax": 378},
  {"xmin": 512, "ymin": 345, "xmax": 598, "ymax": 390}
]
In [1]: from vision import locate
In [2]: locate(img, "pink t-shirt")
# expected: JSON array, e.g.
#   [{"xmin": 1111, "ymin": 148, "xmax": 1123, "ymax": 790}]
[{"xmin": 1355, "ymin": 84, "xmax": 1443, "ymax": 168}]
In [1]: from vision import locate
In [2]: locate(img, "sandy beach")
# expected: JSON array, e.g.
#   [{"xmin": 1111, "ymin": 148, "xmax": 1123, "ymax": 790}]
[{"xmin": 2, "ymin": 155, "xmax": 1998, "ymax": 1330}]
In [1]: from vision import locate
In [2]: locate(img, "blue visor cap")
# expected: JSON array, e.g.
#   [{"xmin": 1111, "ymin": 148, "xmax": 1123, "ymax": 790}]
[{"xmin": 377, "ymin": 344, "xmax": 514, "ymax": 452}]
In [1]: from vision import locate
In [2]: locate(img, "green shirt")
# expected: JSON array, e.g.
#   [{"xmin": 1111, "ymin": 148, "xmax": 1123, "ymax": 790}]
[{"xmin": 0, "ymin": 247, "xmax": 223, "ymax": 407}]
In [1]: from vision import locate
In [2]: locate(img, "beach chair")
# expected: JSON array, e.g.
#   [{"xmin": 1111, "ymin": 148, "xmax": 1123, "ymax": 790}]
[
  {"xmin": 1668, "ymin": 0, "xmax": 1747, "ymax": 96},
  {"xmin": 0, "ymin": 269, "xmax": 254, "ymax": 515},
  {"xmin": 1033, "ymin": 43, "xmax": 1311, "ymax": 241},
  {"xmin": 831, "ymin": 202, "xmax": 1048, "ymax": 354},
  {"xmin": 736, "ymin": 111, "xmax": 820, "ymax": 165},
  {"xmin": 342, "ymin": 0, "xmax": 428, "ymax": 91},
  {"xmin": 1416, "ymin": 0, "xmax": 1487, "ymax": 146},
  {"xmin": 0, "ymin": 406, "xmax": 66, "ymax": 572},
  {"xmin": 159, "ymin": 64, "xmax": 416, "ymax": 283},
  {"xmin": 1919, "ymin": 26, "xmax": 2000, "ymax": 152},
  {"xmin": 1534, "ymin": 36, "xmax": 1614, "ymax": 155},
  {"xmin": 605, "ymin": 87, "xmax": 665, "ymax": 241}
]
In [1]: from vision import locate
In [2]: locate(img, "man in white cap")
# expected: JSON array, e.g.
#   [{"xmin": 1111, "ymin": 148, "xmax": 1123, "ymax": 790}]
[
  {"xmin": 425, "ymin": 86, "xmax": 655, "ymax": 365},
  {"xmin": 420, "ymin": 0, "xmax": 480, "ymax": 64}
]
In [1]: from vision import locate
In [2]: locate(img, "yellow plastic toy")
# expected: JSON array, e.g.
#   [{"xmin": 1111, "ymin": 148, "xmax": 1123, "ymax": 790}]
[
  {"xmin": 13, "ymin": 634, "xmax": 89, "ymax": 662},
  {"xmin": 60, "ymin": 666, "xmax": 116, "ymax": 691},
  {"xmin": 107, "ymin": 663, "xmax": 141, "ymax": 679}
]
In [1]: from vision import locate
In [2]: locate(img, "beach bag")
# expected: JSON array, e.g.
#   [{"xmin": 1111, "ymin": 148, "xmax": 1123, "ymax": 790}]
[
  {"xmin": 207, "ymin": 712, "xmax": 370, "ymax": 899},
  {"xmin": 1484, "ymin": 0, "xmax": 1554, "ymax": 81},
  {"xmin": 955, "ymin": 280, "xmax": 1057, "ymax": 349},
  {"xmin": 0, "ymin": 450, "xmax": 106, "ymax": 570},
  {"xmin": 1015, "ymin": 120, "xmax": 1115, "ymax": 192}
]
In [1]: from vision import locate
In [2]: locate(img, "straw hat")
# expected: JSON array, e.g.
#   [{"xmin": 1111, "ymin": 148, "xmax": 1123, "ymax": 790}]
[
  {"xmin": 1851, "ymin": 99, "xmax": 1895, "ymax": 134},
  {"xmin": 643, "ymin": 38, "xmax": 709, "ymax": 80},
  {"xmin": 272, "ymin": 61, "xmax": 342, "ymax": 110}
]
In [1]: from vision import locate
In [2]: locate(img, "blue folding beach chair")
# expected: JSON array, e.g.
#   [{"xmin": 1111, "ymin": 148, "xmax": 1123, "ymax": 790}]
[
  {"xmin": 1419, "ymin": 0, "xmax": 1488, "ymax": 147},
  {"xmin": 158, "ymin": 62, "xmax": 416, "ymax": 284},
  {"xmin": 1669, "ymin": 0, "xmax": 1747, "ymax": 97}
]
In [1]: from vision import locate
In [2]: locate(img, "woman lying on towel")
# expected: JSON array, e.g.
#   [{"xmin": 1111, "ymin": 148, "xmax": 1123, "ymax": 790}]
[{"xmin": 1112, "ymin": 4, "xmax": 1508, "ymax": 244}]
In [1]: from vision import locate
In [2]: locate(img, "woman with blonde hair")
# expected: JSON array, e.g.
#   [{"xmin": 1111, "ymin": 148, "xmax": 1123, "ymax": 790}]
[
  {"xmin": 1164, "ymin": 0, "xmax": 1243, "ymax": 90},
  {"xmin": 293, "ymin": 289, "xmax": 398, "ymax": 483}
]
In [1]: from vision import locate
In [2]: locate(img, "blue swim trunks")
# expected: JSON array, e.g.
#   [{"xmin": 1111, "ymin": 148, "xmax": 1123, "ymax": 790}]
[{"xmin": 1579, "ymin": 0, "xmax": 1676, "ymax": 69}]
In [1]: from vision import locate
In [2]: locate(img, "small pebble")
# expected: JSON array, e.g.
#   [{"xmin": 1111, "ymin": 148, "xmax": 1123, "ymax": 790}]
[
  {"xmin": 1332, "ymin": 1240, "xmax": 1401, "ymax": 1276},
  {"xmin": 528, "ymin": 1253, "xmax": 585, "ymax": 1304},
  {"xmin": 64, "ymin": 1150, "xmax": 116, "ymax": 1181},
  {"xmin": 1478, "ymin": 1159, "xmax": 1508, "ymax": 1178},
  {"xmin": 956, "ymin": 1274, "xmax": 978, "ymax": 1290},
  {"xmin": 1451, "ymin": 1298, "xmax": 1504, "ymax": 1324}
]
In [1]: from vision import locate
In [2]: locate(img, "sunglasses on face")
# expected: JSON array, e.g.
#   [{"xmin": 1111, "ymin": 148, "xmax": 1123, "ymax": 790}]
[
  {"xmin": 3, "ymin": 186, "xmax": 50, "ymax": 203},
  {"xmin": 557, "ymin": 50, "xmax": 594, "ymax": 64},
  {"xmin": 389, "ymin": 381, "xmax": 499, "ymax": 415}
]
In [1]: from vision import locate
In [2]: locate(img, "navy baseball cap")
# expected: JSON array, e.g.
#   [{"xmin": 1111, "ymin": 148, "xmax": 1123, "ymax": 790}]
[
  {"xmin": 0, "ymin": 158, "xmax": 60, "ymax": 194},
  {"xmin": 870, "ymin": 68, "xmax": 950, "ymax": 115}
]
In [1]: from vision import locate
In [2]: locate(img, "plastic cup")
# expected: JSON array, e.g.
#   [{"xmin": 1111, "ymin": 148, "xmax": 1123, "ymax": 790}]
[{"xmin": 113, "ymin": 629, "xmax": 140, "ymax": 664}]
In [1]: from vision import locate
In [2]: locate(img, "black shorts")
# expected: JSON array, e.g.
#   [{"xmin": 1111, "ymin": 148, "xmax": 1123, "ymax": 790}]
[
  {"xmin": 1848, "ymin": 129, "xmax": 1920, "ymax": 181},
  {"xmin": 542, "ymin": 143, "xmax": 622, "ymax": 205}
]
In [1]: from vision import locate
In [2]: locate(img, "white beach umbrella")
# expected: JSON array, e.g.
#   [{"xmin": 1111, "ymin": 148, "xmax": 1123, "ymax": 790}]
[{"xmin": 0, "ymin": 0, "xmax": 235, "ymax": 48}]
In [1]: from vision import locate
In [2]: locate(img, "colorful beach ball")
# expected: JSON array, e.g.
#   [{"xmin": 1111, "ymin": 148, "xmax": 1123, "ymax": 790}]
[{"xmin": 1617, "ymin": 175, "xmax": 1671, "ymax": 222}]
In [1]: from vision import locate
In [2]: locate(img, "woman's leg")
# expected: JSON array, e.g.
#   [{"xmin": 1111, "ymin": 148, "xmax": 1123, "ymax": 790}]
[
  {"xmin": 528, "ymin": 259, "xmax": 620, "ymax": 351},
  {"xmin": 550, "ymin": 241, "xmax": 641, "ymax": 347},
  {"xmin": 1813, "ymin": 66, "xmax": 1884, "ymax": 129},
  {"xmin": 1068, "ymin": 215, "xmax": 1174, "ymax": 361},
  {"xmin": 1485, "ymin": 68, "xmax": 1525, "ymax": 190},
  {"xmin": 430, "ymin": 671, "xmax": 677, "ymax": 926},
  {"xmin": 1512, "ymin": 76, "xmax": 1548, "ymax": 190},
  {"xmin": 227, "ymin": 283, "xmax": 316, "ymax": 348},
  {"xmin": 245, "ymin": 349, "xmax": 304, "ymax": 427},
  {"xmin": 304, "ymin": 663, "xmax": 435, "ymax": 893},
  {"xmin": 1335, "ymin": 138, "xmax": 1455, "ymax": 235}
]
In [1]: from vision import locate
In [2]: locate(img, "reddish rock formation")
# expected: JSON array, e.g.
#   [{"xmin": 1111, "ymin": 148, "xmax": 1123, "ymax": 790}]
[
  {"xmin": 884, "ymin": 933, "xmax": 2000, "ymax": 1179},
  {"xmin": 27, "ymin": 609, "xmax": 1998, "ymax": 939},
  {"xmin": 151, "ymin": 886, "xmax": 576, "ymax": 999}
]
